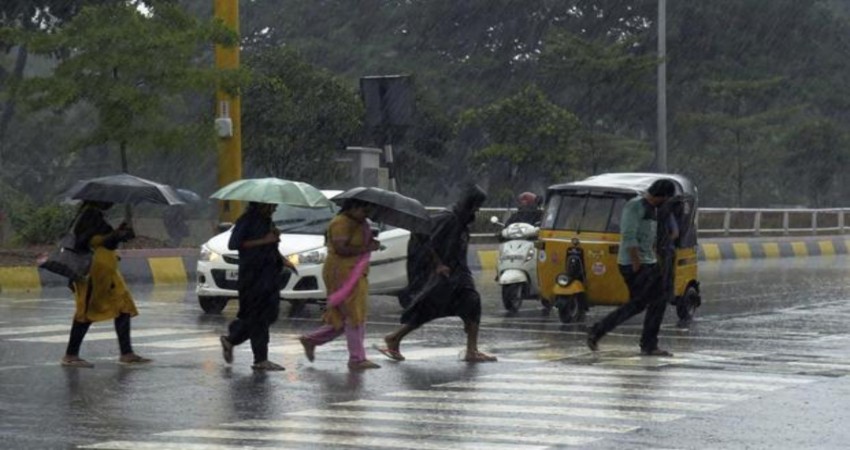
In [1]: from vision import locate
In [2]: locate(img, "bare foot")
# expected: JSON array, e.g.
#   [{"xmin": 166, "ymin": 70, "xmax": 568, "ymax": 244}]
[
  {"xmin": 348, "ymin": 359, "xmax": 381, "ymax": 370},
  {"xmin": 463, "ymin": 350, "xmax": 498, "ymax": 363}
]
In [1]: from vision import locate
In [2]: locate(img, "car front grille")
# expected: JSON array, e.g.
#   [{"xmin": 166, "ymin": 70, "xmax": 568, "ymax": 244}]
[
  {"xmin": 210, "ymin": 269, "xmax": 295, "ymax": 292},
  {"xmin": 211, "ymin": 269, "xmax": 239, "ymax": 290},
  {"xmin": 223, "ymin": 255, "xmax": 239, "ymax": 264}
]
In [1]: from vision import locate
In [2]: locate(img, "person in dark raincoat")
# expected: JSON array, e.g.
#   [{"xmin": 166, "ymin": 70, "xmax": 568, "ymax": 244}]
[
  {"xmin": 377, "ymin": 184, "xmax": 498, "ymax": 363},
  {"xmin": 219, "ymin": 202, "xmax": 295, "ymax": 371}
]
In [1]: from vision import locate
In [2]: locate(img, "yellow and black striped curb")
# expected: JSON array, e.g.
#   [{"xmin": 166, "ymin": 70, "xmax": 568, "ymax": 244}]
[
  {"xmin": 473, "ymin": 236, "xmax": 850, "ymax": 272},
  {"xmin": 1, "ymin": 237, "xmax": 847, "ymax": 292},
  {"xmin": 0, "ymin": 251, "xmax": 195, "ymax": 293}
]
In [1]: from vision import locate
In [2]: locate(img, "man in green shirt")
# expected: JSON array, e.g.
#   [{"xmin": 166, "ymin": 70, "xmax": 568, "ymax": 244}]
[{"xmin": 586, "ymin": 178, "xmax": 677, "ymax": 356}]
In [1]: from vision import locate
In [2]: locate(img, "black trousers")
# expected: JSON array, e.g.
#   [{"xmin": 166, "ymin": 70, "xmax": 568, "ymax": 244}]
[
  {"xmin": 227, "ymin": 316, "xmax": 272, "ymax": 364},
  {"xmin": 65, "ymin": 313, "xmax": 133, "ymax": 356},
  {"xmin": 590, "ymin": 264, "xmax": 667, "ymax": 351}
]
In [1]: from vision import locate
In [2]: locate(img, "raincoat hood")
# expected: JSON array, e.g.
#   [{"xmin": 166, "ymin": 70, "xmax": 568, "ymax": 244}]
[{"xmin": 450, "ymin": 184, "xmax": 487, "ymax": 224}]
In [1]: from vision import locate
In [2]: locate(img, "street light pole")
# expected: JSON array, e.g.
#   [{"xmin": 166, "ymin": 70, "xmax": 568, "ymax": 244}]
[
  {"xmin": 656, "ymin": 0, "xmax": 668, "ymax": 173},
  {"xmin": 214, "ymin": 0, "xmax": 242, "ymax": 223}
]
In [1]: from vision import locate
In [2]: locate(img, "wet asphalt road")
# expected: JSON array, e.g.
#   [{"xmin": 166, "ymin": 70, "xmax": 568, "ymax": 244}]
[{"xmin": 3, "ymin": 256, "xmax": 850, "ymax": 449}]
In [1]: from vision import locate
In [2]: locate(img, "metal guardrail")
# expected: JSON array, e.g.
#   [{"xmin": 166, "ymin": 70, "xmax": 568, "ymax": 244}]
[{"xmin": 424, "ymin": 206, "xmax": 850, "ymax": 238}]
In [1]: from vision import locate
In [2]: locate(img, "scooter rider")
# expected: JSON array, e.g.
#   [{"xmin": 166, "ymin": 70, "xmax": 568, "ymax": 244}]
[{"xmin": 505, "ymin": 192, "xmax": 542, "ymax": 226}]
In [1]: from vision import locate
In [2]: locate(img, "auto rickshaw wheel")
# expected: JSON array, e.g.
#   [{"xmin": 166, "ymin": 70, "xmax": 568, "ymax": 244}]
[
  {"xmin": 676, "ymin": 285, "xmax": 700, "ymax": 325},
  {"xmin": 556, "ymin": 295, "xmax": 584, "ymax": 324},
  {"xmin": 501, "ymin": 284, "xmax": 524, "ymax": 313}
]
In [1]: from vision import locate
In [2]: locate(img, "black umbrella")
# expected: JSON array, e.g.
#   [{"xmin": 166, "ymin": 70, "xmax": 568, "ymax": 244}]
[
  {"xmin": 64, "ymin": 174, "xmax": 185, "ymax": 206},
  {"xmin": 331, "ymin": 187, "xmax": 431, "ymax": 234}
]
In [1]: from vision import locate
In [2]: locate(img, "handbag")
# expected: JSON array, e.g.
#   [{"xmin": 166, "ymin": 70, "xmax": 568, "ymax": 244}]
[{"xmin": 39, "ymin": 214, "xmax": 92, "ymax": 282}]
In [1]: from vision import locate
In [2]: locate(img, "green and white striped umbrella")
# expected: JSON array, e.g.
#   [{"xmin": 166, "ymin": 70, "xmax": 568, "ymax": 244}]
[{"xmin": 210, "ymin": 178, "xmax": 330, "ymax": 208}]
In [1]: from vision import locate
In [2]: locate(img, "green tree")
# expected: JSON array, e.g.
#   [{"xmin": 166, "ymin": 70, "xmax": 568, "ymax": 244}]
[
  {"xmin": 457, "ymin": 85, "xmax": 580, "ymax": 203},
  {"xmin": 677, "ymin": 77, "xmax": 801, "ymax": 207},
  {"xmin": 10, "ymin": 2, "xmax": 235, "ymax": 176},
  {"xmin": 781, "ymin": 118, "xmax": 849, "ymax": 207},
  {"xmin": 539, "ymin": 30, "xmax": 657, "ymax": 175},
  {"xmin": 241, "ymin": 46, "xmax": 363, "ymax": 186}
]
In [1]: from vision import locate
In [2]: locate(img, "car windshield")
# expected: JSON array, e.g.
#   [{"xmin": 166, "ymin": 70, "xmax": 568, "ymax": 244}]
[
  {"xmin": 272, "ymin": 203, "xmax": 339, "ymax": 234},
  {"xmin": 542, "ymin": 191, "xmax": 632, "ymax": 233}
]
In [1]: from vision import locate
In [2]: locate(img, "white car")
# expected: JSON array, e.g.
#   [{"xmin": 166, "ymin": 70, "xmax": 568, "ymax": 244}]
[{"xmin": 196, "ymin": 190, "xmax": 410, "ymax": 314}]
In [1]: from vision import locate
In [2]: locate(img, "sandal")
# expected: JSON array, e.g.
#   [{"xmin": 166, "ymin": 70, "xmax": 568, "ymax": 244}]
[
  {"xmin": 252, "ymin": 360, "xmax": 285, "ymax": 371},
  {"xmin": 299, "ymin": 336, "xmax": 315, "ymax": 363},
  {"xmin": 463, "ymin": 351, "xmax": 498, "ymax": 363},
  {"xmin": 348, "ymin": 359, "xmax": 381, "ymax": 370},
  {"xmin": 220, "ymin": 336, "xmax": 234, "ymax": 364},
  {"xmin": 61, "ymin": 356, "xmax": 94, "ymax": 368},
  {"xmin": 374, "ymin": 345, "xmax": 405, "ymax": 362},
  {"xmin": 119, "ymin": 353, "xmax": 152, "ymax": 364}
]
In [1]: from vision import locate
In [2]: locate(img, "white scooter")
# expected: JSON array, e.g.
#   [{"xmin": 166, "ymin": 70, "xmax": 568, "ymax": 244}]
[{"xmin": 490, "ymin": 216, "xmax": 540, "ymax": 313}]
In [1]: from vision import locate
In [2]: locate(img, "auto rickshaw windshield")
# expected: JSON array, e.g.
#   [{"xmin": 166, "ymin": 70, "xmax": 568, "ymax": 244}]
[{"xmin": 542, "ymin": 191, "xmax": 633, "ymax": 233}]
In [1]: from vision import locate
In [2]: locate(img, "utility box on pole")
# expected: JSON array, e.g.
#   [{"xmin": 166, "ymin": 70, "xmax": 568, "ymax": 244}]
[
  {"xmin": 214, "ymin": 0, "xmax": 243, "ymax": 223},
  {"xmin": 359, "ymin": 75, "xmax": 414, "ymax": 192},
  {"xmin": 346, "ymin": 146, "xmax": 388, "ymax": 189}
]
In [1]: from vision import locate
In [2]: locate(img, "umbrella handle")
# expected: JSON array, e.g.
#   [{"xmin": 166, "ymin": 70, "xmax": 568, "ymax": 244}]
[{"xmin": 124, "ymin": 204, "xmax": 134, "ymax": 227}]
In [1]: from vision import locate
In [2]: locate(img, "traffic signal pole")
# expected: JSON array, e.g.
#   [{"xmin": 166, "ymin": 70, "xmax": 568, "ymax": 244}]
[{"xmin": 214, "ymin": 0, "xmax": 242, "ymax": 223}]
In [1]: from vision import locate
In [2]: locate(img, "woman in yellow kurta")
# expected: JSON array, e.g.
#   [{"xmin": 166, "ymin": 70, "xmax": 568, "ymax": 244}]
[
  {"xmin": 299, "ymin": 199, "xmax": 381, "ymax": 370},
  {"xmin": 61, "ymin": 201, "xmax": 150, "ymax": 368}
]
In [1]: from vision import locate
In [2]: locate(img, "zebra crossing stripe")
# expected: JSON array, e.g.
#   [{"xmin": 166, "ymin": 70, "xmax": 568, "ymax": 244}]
[
  {"xmin": 136, "ymin": 336, "xmax": 222, "ymax": 349},
  {"xmin": 522, "ymin": 365, "xmax": 815, "ymax": 384},
  {"xmin": 336, "ymin": 399, "xmax": 685, "ymax": 422},
  {"xmin": 164, "ymin": 420, "xmax": 601, "ymax": 447},
  {"xmin": 158, "ymin": 428, "xmax": 546, "ymax": 450},
  {"xmin": 0, "ymin": 324, "xmax": 70, "ymax": 336},
  {"xmin": 282, "ymin": 409, "xmax": 638, "ymax": 434},
  {"xmin": 438, "ymin": 381, "xmax": 752, "ymax": 402},
  {"xmin": 9, "ymin": 328, "xmax": 205, "ymax": 343},
  {"xmin": 483, "ymin": 373, "xmax": 784, "ymax": 392},
  {"xmin": 80, "ymin": 441, "xmax": 281, "ymax": 450},
  {"xmin": 387, "ymin": 390, "xmax": 724, "ymax": 412}
]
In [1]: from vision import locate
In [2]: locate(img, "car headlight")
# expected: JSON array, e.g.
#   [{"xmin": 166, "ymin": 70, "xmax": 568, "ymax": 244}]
[
  {"xmin": 556, "ymin": 273, "xmax": 570, "ymax": 287},
  {"xmin": 288, "ymin": 247, "xmax": 327, "ymax": 266},
  {"xmin": 199, "ymin": 245, "xmax": 221, "ymax": 262}
]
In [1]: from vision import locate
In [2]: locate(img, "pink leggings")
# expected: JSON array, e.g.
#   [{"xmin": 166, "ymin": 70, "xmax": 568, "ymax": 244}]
[{"xmin": 303, "ymin": 318, "xmax": 366, "ymax": 363}]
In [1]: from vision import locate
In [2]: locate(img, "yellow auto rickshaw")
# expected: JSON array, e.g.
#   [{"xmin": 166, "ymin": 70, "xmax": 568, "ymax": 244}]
[{"xmin": 536, "ymin": 173, "xmax": 701, "ymax": 324}]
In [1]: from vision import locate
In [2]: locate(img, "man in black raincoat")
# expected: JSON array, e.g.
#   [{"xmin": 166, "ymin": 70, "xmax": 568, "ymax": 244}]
[
  {"xmin": 219, "ymin": 202, "xmax": 295, "ymax": 371},
  {"xmin": 377, "ymin": 185, "xmax": 497, "ymax": 363}
]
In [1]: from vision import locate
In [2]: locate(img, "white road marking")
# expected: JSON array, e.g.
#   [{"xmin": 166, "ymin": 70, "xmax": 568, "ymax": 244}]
[
  {"xmin": 163, "ymin": 420, "xmax": 601, "ymax": 447},
  {"xmin": 80, "ymin": 441, "xmax": 283, "ymax": 450},
  {"xmin": 387, "ymin": 389, "xmax": 724, "ymax": 412},
  {"xmin": 337, "ymin": 399, "xmax": 685, "ymax": 422},
  {"xmin": 158, "ymin": 428, "xmax": 546, "ymax": 450},
  {"xmin": 522, "ymin": 365, "xmax": 815, "ymax": 384},
  {"xmin": 483, "ymin": 373, "xmax": 789, "ymax": 392},
  {"xmin": 0, "ymin": 324, "xmax": 71, "ymax": 336},
  {"xmin": 438, "ymin": 381, "xmax": 752, "ymax": 402},
  {"xmin": 282, "ymin": 409, "xmax": 638, "ymax": 434},
  {"xmin": 9, "ymin": 328, "xmax": 206, "ymax": 343}
]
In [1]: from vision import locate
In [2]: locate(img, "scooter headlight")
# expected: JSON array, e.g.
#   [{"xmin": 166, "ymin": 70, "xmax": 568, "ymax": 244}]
[
  {"xmin": 524, "ymin": 247, "xmax": 535, "ymax": 263},
  {"xmin": 556, "ymin": 273, "xmax": 570, "ymax": 287}
]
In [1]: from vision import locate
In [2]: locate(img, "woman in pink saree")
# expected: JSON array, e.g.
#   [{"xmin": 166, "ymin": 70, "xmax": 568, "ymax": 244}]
[{"xmin": 299, "ymin": 199, "xmax": 382, "ymax": 370}]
